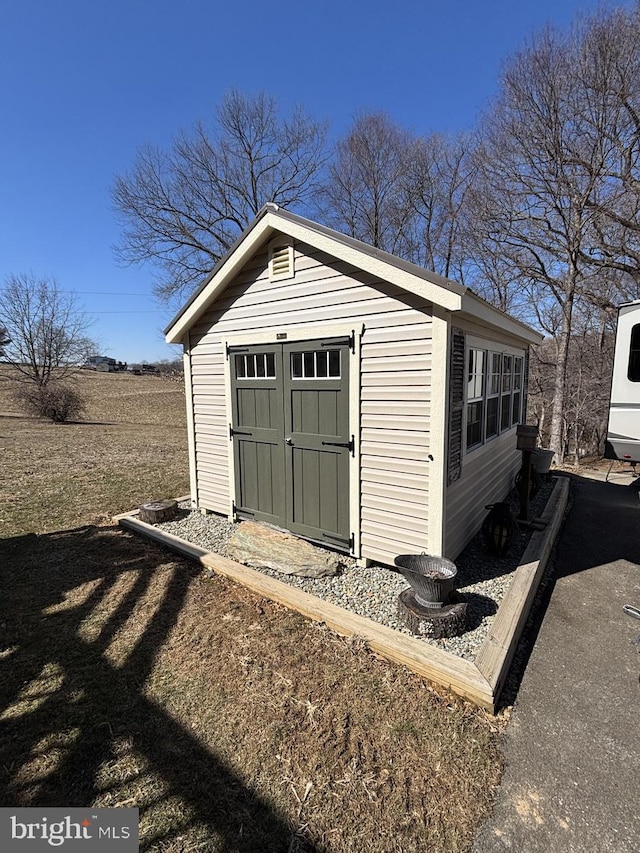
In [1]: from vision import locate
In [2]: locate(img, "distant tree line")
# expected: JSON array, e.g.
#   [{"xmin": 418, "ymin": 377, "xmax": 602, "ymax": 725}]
[{"xmin": 127, "ymin": 359, "xmax": 184, "ymax": 376}]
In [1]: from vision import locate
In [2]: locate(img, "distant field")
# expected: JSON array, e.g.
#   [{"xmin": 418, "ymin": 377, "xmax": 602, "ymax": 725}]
[{"xmin": 0, "ymin": 367, "xmax": 189, "ymax": 536}]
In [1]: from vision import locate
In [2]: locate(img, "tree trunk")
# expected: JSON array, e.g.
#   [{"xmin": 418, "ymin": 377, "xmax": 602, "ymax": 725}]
[
  {"xmin": 139, "ymin": 500, "xmax": 178, "ymax": 524},
  {"xmin": 549, "ymin": 286, "xmax": 575, "ymax": 463}
]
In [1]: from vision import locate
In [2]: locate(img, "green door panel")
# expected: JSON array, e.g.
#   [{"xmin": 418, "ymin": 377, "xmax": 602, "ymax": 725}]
[
  {"xmin": 230, "ymin": 344, "xmax": 286, "ymax": 526},
  {"xmin": 230, "ymin": 339, "xmax": 351, "ymax": 549},
  {"xmin": 283, "ymin": 340, "xmax": 351, "ymax": 546}
]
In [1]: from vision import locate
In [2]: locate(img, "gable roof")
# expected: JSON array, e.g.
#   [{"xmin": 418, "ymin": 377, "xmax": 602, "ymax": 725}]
[{"xmin": 164, "ymin": 204, "xmax": 543, "ymax": 345}]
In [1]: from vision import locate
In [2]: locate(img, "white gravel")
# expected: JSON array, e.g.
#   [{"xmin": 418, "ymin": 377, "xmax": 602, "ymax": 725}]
[{"xmin": 156, "ymin": 483, "xmax": 553, "ymax": 661}]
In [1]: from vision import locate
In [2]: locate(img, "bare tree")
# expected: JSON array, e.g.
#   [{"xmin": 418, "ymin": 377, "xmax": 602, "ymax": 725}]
[
  {"xmin": 529, "ymin": 305, "xmax": 615, "ymax": 461},
  {"xmin": 319, "ymin": 113, "xmax": 416, "ymax": 256},
  {"xmin": 468, "ymin": 25, "xmax": 616, "ymax": 462},
  {"xmin": 0, "ymin": 274, "xmax": 96, "ymax": 386},
  {"xmin": 405, "ymin": 133, "xmax": 475, "ymax": 279},
  {"xmin": 113, "ymin": 90, "xmax": 328, "ymax": 304},
  {"xmin": 571, "ymin": 6, "xmax": 640, "ymax": 291},
  {"xmin": 0, "ymin": 323, "xmax": 9, "ymax": 356},
  {"xmin": 321, "ymin": 115, "xmax": 474, "ymax": 281}
]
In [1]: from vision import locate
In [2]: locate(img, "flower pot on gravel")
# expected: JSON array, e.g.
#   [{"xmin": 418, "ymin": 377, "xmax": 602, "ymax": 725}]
[
  {"xmin": 532, "ymin": 448, "xmax": 555, "ymax": 475},
  {"xmin": 393, "ymin": 555, "xmax": 458, "ymax": 609}
]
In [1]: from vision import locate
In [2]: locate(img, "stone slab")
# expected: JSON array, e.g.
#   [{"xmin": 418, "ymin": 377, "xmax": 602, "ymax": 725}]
[{"xmin": 226, "ymin": 521, "xmax": 342, "ymax": 578}]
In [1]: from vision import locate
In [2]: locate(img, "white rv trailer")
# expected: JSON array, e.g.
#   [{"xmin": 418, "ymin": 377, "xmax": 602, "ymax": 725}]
[{"xmin": 606, "ymin": 299, "xmax": 640, "ymax": 464}]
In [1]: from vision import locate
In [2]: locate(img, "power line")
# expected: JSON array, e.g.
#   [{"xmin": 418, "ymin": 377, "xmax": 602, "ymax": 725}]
[{"xmin": 62, "ymin": 290, "xmax": 152, "ymax": 296}]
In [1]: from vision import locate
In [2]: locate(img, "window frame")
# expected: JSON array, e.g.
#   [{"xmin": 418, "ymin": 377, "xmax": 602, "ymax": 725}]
[
  {"xmin": 235, "ymin": 352, "xmax": 277, "ymax": 380},
  {"xmin": 485, "ymin": 351, "xmax": 502, "ymax": 440},
  {"xmin": 291, "ymin": 348, "xmax": 341, "ymax": 380},
  {"xmin": 466, "ymin": 347, "xmax": 486, "ymax": 450},
  {"xmin": 627, "ymin": 324, "xmax": 640, "ymax": 382},
  {"xmin": 463, "ymin": 337, "xmax": 526, "ymax": 455}
]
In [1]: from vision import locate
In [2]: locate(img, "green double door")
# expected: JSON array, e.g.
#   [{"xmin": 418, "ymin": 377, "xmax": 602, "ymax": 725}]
[{"xmin": 230, "ymin": 338, "xmax": 351, "ymax": 549}]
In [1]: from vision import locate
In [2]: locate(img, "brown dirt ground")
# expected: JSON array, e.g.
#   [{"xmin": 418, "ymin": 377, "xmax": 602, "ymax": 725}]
[{"xmin": 0, "ymin": 367, "xmax": 505, "ymax": 852}]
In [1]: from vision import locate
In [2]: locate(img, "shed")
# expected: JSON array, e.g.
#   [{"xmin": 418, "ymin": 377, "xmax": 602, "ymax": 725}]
[{"xmin": 165, "ymin": 205, "xmax": 543, "ymax": 566}]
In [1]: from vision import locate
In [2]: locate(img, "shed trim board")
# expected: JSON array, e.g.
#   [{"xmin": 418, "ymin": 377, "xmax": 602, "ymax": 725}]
[
  {"xmin": 182, "ymin": 333, "xmax": 198, "ymax": 508},
  {"xmin": 427, "ymin": 307, "xmax": 450, "ymax": 556}
]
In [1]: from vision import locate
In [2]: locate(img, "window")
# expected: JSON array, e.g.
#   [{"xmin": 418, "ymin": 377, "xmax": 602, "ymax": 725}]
[
  {"xmin": 628, "ymin": 324, "xmax": 640, "ymax": 381},
  {"xmin": 235, "ymin": 352, "xmax": 276, "ymax": 379},
  {"xmin": 500, "ymin": 354, "xmax": 513, "ymax": 430},
  {"xmin": 512, "ymin": 356, "xmax": 523, "ymax": 423},
  {"xmin": 291, "ymin": 349, "xmax": 340, "ymax": 379},
  {"xmin": 465, "ymin": 343, "xmax": 525, "ymax": 452},
  {"xmin": 486, "ymin": 352, "xmax": 501, "ymax": 439},
  {"xmin": 466, "ymin": 348, "xmax": 485, "ymax": 448}
]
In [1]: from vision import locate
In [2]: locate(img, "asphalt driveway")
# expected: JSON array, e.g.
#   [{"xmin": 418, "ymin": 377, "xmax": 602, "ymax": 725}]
[{"xmin": 473, "ymin": 468, "xmax": 640, "ymax": 852}]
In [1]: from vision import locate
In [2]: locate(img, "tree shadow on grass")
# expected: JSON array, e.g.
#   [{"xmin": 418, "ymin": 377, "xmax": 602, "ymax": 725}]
[{"xmin": 0, "ymin": 526, "xmax": 317, "ymax": 852}]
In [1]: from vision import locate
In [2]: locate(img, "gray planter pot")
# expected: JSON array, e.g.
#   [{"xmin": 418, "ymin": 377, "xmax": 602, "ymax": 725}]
[{"xmin": 393, "ymin": 555, "xmax": 458, "ymax": 609}]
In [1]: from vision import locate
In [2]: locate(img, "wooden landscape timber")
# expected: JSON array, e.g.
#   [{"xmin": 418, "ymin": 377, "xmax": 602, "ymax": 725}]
[
  {"xmin": 475, "ymin": 476, "xmax": 570, "ymax": 694},
  {"xmin": 116, "ymin": 477, "xmax": 569, "ymax": 712}
]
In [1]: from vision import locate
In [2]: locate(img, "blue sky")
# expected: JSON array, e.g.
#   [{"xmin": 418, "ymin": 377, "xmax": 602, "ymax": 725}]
[{"xmin": 0, "ymin": 0, "xmax": 633, "ymax": 363}]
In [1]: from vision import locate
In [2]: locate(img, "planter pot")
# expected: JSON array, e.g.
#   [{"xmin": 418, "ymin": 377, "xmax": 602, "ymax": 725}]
[
  {"xmin": 393, "ymin": 555, "xmax": 458, "ymax": 609},
  {"xmin": 532, "ymin": 448, "xmax": 555, "ymax": 475},
  {"xmin": 482, "ymin": 502, "xmax": 518, "ymax": 556}
]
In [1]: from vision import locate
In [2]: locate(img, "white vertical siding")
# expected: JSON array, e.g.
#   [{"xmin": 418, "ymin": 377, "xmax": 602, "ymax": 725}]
[{"xmin": 188, "ymin": 239, "xmax": 433, "ymax": 563}]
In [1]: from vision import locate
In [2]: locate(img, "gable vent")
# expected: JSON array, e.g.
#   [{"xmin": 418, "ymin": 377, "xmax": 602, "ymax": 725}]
[{"xmin": 268, "ymin": 238, "xmax": 294, "ymax": 281}]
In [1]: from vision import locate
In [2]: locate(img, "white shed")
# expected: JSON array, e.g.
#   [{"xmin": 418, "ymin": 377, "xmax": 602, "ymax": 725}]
[{"xmin": 165, "ymin": 205, "xmax": 543, "ymax": 566}]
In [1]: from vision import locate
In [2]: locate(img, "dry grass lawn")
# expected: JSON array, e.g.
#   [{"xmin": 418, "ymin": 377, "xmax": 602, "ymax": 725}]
[
  {"xmin": 0, "ymin": 368, "xmax": 504, "ymax": 852},
  {"xmin": 0, "ymin": 369, "xmax": 189, "ymax": 534}
]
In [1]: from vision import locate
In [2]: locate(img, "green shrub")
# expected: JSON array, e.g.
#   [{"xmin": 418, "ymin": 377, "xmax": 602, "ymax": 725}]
[{"xmin": 14, "ymin": 382, "xmax": 86, "ymax": 423}]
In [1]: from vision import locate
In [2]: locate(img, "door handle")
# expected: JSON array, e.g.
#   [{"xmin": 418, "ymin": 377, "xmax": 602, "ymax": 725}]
[{"xmin": 284, "ymin": 437, "xmax": 293, "ymax": 445}]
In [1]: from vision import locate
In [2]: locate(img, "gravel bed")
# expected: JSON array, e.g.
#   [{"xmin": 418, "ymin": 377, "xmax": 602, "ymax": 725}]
[{"xmin": 155, "ymin": 482, "xmax": 553, "ymax": 661}]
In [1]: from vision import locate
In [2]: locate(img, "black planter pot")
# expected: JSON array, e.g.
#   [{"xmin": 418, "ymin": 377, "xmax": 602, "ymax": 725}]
[{"xmin": 482, "ymin": 502, "xmax": 517, "ymax": 556}]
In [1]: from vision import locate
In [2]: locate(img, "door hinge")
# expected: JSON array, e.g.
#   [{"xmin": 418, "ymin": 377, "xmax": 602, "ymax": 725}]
[
  {"xmin": 229, "ymin": 425, "xmax": 253, "ymax": 439},
  {"xmin": 232, "ymin": 500, "xmax": 254, "ymax": 519},
  {"xmin": 321, "ymin": 332, "xmax": 355, "ymax": 353},
  {"xmin": 321, "ymin": 531, "xmax": 354, "ymax": 552},
  {"xmin": 226, "ymin": 344, "xmax": 250, "ymax": 359},
  {"xmin": 322, "ymin": 435, "xmax": 354, "ymax": 455}
]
